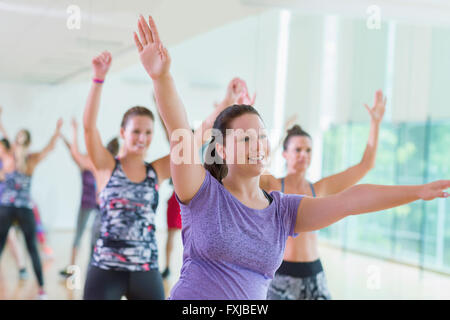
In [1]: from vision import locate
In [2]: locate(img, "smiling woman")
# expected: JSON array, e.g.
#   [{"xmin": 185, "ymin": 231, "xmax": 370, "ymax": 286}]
[
  {"xmin": 81, "ymin": 51, "xmax": 170, "ymax": 300},
  {"xmin": 80, "ymin": 47, "xmax": 242, "ymax": 299},
  {"xmin": 204, "ymin": 105, "xmax": 269, "ymax": 182},
  {"xmin": 120, "ymin": 106, "xmax": 155, "ymax": 155},
  {"xmin": 134, "ymin": 14, "xmax": 450, "ymax": 300}
]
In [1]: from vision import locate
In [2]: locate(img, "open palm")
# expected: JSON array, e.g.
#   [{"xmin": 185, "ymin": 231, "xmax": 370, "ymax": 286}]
[
  {"xmin": 365, "ymin": 89, "xmax": 386, "ymax": 124},
  {"xmin": 236, "ymin": 79, "xmax": 256, "ymax": 105},
  {"xmin": 226, "ymin": 78, "xmax": 245, "ymax": 103},
  {"xmin": 134, "ymin": 15, "xmax": 170, "ymax": 80}
]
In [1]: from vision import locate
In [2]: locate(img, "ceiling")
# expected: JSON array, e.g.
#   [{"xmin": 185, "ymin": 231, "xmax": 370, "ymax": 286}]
[
  {"xmin": 2, "ymin": 0, "xmax": 450, "ymax": 85},
  {"xmin": 0, "ymin": 0, "xmax": 265, "ymax": 84},
  {"xmin": 243, "ymin": 0, "xmax": 450, "ymax": 24}
]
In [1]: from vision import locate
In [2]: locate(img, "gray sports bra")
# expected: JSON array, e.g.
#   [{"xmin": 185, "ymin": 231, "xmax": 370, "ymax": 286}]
[{"xmin": 280, "ymin": 178, "xmax": 316, "ymax": 197}]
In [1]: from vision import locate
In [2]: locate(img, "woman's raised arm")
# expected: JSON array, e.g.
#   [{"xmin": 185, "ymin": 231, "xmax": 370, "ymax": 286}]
[
  {"xmin": 27, "ymin": 118, "xmax": 63, "ymax": 171},
  {"xmin": 134, "ymin": 15, "xmax": 204, "ymax": 203},
  {"xmin": 82, "ymin": 52, "xmax": 115, "ymax": 173},
  {"xmin": 0, "ymin": 106, "xmax": 10, "ymax": 140},
  {"xmin": 314, "ymin": 90, "xmax": 386, "ymax": 196},
  {"xmin": 62, "ymin": 118, "xmax": 92, "ymax": 170}
]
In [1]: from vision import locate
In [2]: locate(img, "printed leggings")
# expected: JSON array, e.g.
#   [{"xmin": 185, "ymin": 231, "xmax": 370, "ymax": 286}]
[{"xmin": 267, "ymin": 260, "xmax": 331, "ymax": 300}]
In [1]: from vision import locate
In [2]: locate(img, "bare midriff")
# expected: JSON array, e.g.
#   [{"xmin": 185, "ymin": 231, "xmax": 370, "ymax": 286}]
[{"xmin": 283, "ymin": 231, "xmax": 320, "ymax": 262}]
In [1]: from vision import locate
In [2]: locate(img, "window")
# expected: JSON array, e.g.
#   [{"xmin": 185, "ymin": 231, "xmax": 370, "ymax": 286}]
[{"xmin": 320, "ymin": 121, "xmax": 450, "ymax": 274}]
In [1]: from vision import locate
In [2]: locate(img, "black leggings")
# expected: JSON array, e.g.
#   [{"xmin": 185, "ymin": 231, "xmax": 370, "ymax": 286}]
[
  {"xmin": 0, "ymin": 206, "xmax": 44, "ymax": 287},
  {"xmin": 83, "ymin": 265, "xmax": 165, "ymax": 300}
]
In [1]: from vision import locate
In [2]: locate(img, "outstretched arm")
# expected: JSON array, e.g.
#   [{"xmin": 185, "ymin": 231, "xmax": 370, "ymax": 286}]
[
  {"xmin": 62, "ymin": 119, "xmax": 93, "ymax": 170},
  {"xmin": 27, "ymin": 118, "xmax": 63, "ymax": 169},
  {"xmin": 0, "ymin": 106, "xmax": 9, "ymax": 140},
  {"xmin": 296, "ymin": 180, "xmax": 450, "ymax": 233},
  {"xmin": 83, "ymin": 52, "xmax": 115, "ymax": 174},
  {"xmin": 314, "ymin": 90, "xmax": 386, "ymax": 196},
  {"xmin": 135, "ymin": 15, "xmax": 204, "ymax": 203}
]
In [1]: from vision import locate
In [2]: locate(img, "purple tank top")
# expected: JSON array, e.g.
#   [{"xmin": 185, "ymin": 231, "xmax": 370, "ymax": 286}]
[
  {"xmin": 169, "ymin": 170, "xmax": 303, "ymax": 300},
  {"xmin": 81, "ymin": 170, "xmax": 97, "ymax": 209}
]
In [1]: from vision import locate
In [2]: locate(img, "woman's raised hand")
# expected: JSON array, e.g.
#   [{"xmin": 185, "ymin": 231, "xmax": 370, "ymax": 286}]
[
  {"xmin": 56, "ymin": 118, "xmax": 63, "ymax": 134},
  {"xmin": 236, "ymin": 79, "xmax": 256, "ymax": 105},
  {"xmin": 222, "ymin": 78, "xmax": 245, "ymax": 106},
  {"xmin": 92, "ymin": 51, "xmax": 112, "ymax": 80},
  {"xmin": 365, "ymin": 89, "xmax": 386, "ymax": 124},
  {"xmin": 71, "ymin": 117, "xmax": 77, "ymax": 129},
  {"xmin": 134, "ymin": 15, "xmax": 171, "ymax": 80},
  {"xmin": 284, "ymin": 113, "xmax": 298, "ymax": 131},
  {"xmin": 219, "ymin": 78, "xmax": 256, "ymax": 108}
]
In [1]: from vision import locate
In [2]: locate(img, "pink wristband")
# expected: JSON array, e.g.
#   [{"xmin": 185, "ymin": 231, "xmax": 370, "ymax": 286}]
[{"xmin": 93, "ymin": 78, "xmax": 104, "ymax": 84}]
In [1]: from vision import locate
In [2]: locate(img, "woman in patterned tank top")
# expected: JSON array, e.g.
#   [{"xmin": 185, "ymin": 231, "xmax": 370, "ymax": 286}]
[{"xmin": 81, "ymin": 51, "xmax": 171, "ymax": 300}]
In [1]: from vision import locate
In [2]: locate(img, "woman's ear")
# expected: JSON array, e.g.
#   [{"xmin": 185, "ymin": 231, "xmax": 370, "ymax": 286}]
[
  {"xmin": 215, "ymin": 142, "xmax": 225, "ymax": 162},
  {"xmin": 120, "ymin": 127, "xmax": 125, "ymax": 140}
]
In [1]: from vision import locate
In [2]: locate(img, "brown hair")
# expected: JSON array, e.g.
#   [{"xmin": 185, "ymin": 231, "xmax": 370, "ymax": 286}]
[
  {"xmin": 120, "ymin": 106, "xmax": 154, "ymax": 129},
  {"xmin": 0, "ymin": 138, "xmax": 10, "ymax": 150},
  {"xmin": 203, "ymin": 104, "xmax": 261, "ymax": 182},
  {"xmin": 283, "ymin": 125, "xmax": 311, "ymax": 151},
  {"xmin": 106, "ymin": 137, "xmax": 119, "ymax": 157},
  {"xmin": 17, "ymin": 129, "xmax": 31, "ymax": 147}
]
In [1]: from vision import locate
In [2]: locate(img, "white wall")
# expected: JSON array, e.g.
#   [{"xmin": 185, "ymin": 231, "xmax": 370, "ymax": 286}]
[
  {"xmin": 0, "ymin": 11, "xmax": 280, "ymax": 231},
  {"xmin": 2, "ymin": 8, "xmax": 450, "ymax": 232},
  {"xmin": 0, "ymin": 76, "xmax": 172, "ymax": 230}
]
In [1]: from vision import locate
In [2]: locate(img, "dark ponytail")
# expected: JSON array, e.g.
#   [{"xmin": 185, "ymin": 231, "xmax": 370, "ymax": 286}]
[
  {"xmin": 106, "ymin": 137, "xmax": 119, "ymax": 157},
  {"xmin": 203, "ymin": 133, "xmax": 228, "ymax": 182},
  {"xmin": 283, "ymin": 125, "xmax": 311, "ymax": 151},
  {"xmin": 0, "ymin": 138, "xmax": 10, "ymax": 150},
  {"xmin": 203, "ymin": 104, "xmax": 261, "ymax": 183}
]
